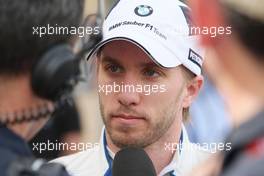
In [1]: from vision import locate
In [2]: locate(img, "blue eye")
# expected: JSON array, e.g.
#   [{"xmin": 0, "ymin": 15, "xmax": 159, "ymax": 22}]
[
  {"xmin": 106, "ymin": 64, "xmax": 122, "ymax": 73},
  {"xmin": 144, "ymin": 69, "xmax": 160, "ymax": 77}
]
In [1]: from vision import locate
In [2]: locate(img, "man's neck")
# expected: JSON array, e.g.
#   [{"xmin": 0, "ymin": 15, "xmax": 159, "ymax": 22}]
[
  {"xmin": 106, "ymin": 122, "xmax": 182, "ymax": 174},
  {"xmin": 0, "ymin": 74, "xmax": 33, "ymax": 112},
  {"xmin": 0, "ymin": 74, "xmax": 47, "ymax": 140}
]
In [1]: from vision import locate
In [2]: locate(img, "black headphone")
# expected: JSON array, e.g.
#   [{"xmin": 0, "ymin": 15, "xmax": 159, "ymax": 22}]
[
  {"xmin": 0, "ymin": 15, "xmax": 102, "ymax": 128},
  {"xmin": 31, "ymin": 14, "xmax": 102, "ymax": 101},
  {"xmin": 0, "ymin": 44, "xmax": 79, "ymax": 127},
  {"xmin": 31, "ymin": 44, "xmax": 78, "ymax": 101}
]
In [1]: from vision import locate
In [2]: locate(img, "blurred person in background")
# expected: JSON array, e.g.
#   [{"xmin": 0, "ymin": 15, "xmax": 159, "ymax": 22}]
[
  {"xmin": 175, "ymin": 0, "xmax": 232, "ymax": 152},
  {"xmin": 188, "ymin": 0, "xmax": 264, "ymax": 175},
  {"xmin": 0, "ymin": 0, "xmax": 84, "ymax": 175}
]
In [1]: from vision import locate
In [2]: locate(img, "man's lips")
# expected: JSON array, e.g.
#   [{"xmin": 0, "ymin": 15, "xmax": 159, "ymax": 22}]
[
  {"xmin": 111, "ymin": 114, "xmax": 146, "ymax": 125},
  {"xmin": 112, "ymin": 114, "xmax": 145, "ymax": 120}
]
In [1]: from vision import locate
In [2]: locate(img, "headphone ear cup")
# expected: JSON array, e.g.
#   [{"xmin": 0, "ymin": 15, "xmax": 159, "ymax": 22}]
[{"xmin": 31, "ymin": 44, "xmax": 79, "ymax": 101}]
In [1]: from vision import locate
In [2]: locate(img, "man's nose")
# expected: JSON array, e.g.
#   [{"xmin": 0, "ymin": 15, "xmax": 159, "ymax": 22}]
[
  {"xmin": 116, "ymin": 78, "xmax": 141, "ymax": 107},
  {"xmin": 117, "ymin": 89, "xmax": 141, "ymax": 107}
]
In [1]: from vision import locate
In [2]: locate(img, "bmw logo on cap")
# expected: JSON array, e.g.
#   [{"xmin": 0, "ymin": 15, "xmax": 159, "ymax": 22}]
[{"xmin": 134, "ymin": 5, "xmax": 153, "ymax": 17}]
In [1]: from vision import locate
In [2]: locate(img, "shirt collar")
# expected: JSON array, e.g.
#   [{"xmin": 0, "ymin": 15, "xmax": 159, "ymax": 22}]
[
  {"xmin": 99, "ymin": 124, "xmax": 189, "ymax": 176},
  {"xmin": 0, "ymin": 127, "xmax": 32, "ymax": 157},
  {"xmin": 158, "ymin": 124, "xmax": 189, "ymax": 176},
  {"xmin": 91, "ymin": 127, "xmax": 112, "ymax": 176}
]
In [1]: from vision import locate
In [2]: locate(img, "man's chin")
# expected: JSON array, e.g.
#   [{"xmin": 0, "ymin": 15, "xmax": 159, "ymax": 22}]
[
  {"xmin": 109, "ymin": 130, "xmax": 149, "ymax": 148},
  {"xmin": 112, "ymin": 138, "xmax": 145, "ymax": 149}
]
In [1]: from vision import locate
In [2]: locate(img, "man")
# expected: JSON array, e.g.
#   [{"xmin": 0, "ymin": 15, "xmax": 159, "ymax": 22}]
[
  {"xmin": 54, "ymin": 0, "xmax": 210, "ymax": 175},
  {"xmin": 189, "ymin": 0, "xmax": 264, "ymax": 175},
  {"xmin": 0, "ymin": 0, "xmax": 84, "ymax": 175}
]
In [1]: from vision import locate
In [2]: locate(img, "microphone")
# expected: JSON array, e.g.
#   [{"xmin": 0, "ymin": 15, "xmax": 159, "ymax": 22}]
[{"xmin": 112, "ymin": 148, "xmax": 157, "ymax": 176}]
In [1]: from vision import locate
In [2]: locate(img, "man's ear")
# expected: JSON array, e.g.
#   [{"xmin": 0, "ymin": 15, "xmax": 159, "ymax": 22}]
[
  {"xmin": 189, "ymin": 0, "xmax": 225, "ymax": 46},
  {"xmin": 182, "ymin": 75, "xmax": 203, "ymax": 108}
]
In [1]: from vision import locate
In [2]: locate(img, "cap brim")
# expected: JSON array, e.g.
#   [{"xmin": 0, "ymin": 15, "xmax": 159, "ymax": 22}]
[{"xmin": 86, "ymin": 28, "xmax": 182, "ymax": 68}]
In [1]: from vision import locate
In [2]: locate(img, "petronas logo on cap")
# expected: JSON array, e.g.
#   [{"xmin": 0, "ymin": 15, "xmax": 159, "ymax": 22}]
[{"xmin": 135, "ymin": 5, "xmax": 153, "ymax": 17}]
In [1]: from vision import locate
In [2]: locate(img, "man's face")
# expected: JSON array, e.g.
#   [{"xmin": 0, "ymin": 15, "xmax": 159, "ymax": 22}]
[{"xmin": 97, "ymin": 40, "xmax": 189, "ymax": 148}]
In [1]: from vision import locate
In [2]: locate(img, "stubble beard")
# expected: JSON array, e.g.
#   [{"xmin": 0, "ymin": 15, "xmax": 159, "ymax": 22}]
[{"xmin": 99, "ymin": 97, "xmax": 180, "ymax": 149}]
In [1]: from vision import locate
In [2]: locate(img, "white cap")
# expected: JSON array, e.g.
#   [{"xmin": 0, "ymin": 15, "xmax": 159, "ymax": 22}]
[{"xmin": 87, "ymin": 0, "xmax": 204, "ymax": 75}]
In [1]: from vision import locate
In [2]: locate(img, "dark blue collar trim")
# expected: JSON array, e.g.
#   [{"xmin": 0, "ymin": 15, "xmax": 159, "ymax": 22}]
[{"xmin": 103, "ymin": 130, "xmax": 113, "ymax": 176}]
